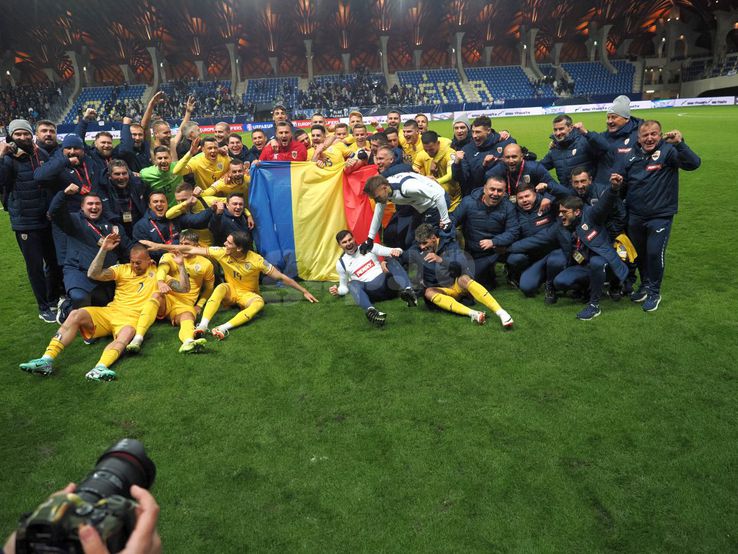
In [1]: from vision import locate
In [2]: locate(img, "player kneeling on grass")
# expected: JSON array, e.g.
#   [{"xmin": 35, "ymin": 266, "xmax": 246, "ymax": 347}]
[
  {"xmin": 407, "ymin": 224, "xmax": 513, "ymax": 328},
  {"xmin": 329, "ymin": 230, "xmax": 417, "ymax": 327},
  {"xmin": 20, "ymin": 235, "xmax": 159, "ymax": 381},
  {"xmin": 140, "ymin": 231, "xmax": 318, "ymax": 340},
  {"xmin": 127, "ymin": 231, "xmax": 215, "ymax": 354}
]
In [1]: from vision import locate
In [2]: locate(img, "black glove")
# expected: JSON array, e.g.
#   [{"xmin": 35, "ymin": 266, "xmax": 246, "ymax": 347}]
[{"xmin": 359, "ymin": 238, "xmax": 374, "ymax": 255}]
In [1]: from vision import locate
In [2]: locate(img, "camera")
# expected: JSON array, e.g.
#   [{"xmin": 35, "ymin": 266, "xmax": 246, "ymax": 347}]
[
  {"xmin": 15, "ymin": 438, "xmax": 156, "ymax": 554},
  {"xmin": 5, "ymin": 141, "xmax": 18, "ymax": 155},
  {"xmin": 356, "ymin": 149, "xmax": 369, "ymax": 161}
]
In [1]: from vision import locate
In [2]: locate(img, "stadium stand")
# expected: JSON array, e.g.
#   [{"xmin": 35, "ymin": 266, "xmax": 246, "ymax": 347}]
[
  {"xmin": 561, "ymin": 60, "xmax": 635, "ymax": 96},
  {"xmin": 396, "ymin": 69, "xmax": 466, "ymax": 104},
  {"xmin": 62, "ymin": 84, "xmax": 146, "ymax": 124},
  {"xmin": 464, "ymin": 66, "xmax": 540, "ymax": 101},
  {"xmin": 243, "ymin": 77, "xmax": 299, "ymax": 107}
]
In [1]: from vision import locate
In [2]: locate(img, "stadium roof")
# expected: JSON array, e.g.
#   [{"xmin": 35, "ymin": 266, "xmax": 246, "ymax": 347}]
[{"xmin": 1, "ymin": 0, "xmax": 734, "ymax": 84}]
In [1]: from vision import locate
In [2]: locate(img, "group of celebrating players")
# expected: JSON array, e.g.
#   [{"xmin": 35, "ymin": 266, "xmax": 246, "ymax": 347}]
[{"xmin": 0, "ymin": 92, "xmax": 700, "ymax": 381}]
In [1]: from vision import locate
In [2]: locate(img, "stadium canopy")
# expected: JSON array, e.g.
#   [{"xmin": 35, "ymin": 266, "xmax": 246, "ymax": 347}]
[{"xmin": 0, "ymin": 0, "xmax": 732, "ymax": 84}]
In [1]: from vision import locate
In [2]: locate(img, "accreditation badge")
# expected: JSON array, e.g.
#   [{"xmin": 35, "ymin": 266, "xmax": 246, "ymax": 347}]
[
  {"xmin": 122, "ymin": 211, "xmax": 133, "ymax": 223},
  {"xmin": 573, "ymin": 251, "xmax": 585, "ymax": 264}
]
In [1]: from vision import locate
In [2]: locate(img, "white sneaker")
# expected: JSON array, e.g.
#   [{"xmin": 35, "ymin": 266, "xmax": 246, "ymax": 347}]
[
  {"xmin": 470, "ymin": 310, "xmax": 486, "ymax": 325},
  {"xmin": 497, "ymin": 309, "xmax": 514, "ymax": 328}
]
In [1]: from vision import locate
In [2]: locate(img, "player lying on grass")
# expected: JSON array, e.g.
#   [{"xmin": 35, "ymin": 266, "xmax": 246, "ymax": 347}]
[
  {"xmin": 140, "ymin": 231, "xmax": 319, "ymax": 340},
  {"xmin": 127, "ymin": 231, "xmax": 215, "ymax": 354},
  {"xmin": 329, "ymin": 229, "xmax": 417, "ymax": 327},
  {"xmin": 19, "ymin": 235, "xmax": 173, "ymax": 381},
  {"xmin": 406, "ymin": 223, "xmax": 514, "ymax": 328}
]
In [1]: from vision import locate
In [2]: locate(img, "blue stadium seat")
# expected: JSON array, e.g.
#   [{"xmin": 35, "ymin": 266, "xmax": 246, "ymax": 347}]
[
  {"xmin": 561, "ymin": 61, "xmax": 635, "ymax": 96},
  {"xmin": 62, "ymin": 84, "xmax": 146, "ymax": 125},
  {"xmin": 243, "ymin": 77, "xmax": 298, "ymax": 107},
  {"xmin": 396, "ymin": 69, "xmax": 465, "ymax": 104},
  {"xmin": 464, "ymin": 66, "xmax": 539, "ymax": 101}
]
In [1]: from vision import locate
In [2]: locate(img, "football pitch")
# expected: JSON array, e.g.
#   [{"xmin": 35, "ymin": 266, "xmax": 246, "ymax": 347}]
[{"xmin": 1, "ymin": 106, "xmax": 737, "ymax": 552}]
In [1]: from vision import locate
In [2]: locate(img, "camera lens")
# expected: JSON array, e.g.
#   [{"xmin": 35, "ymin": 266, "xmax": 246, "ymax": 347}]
[{"xmin": 76, "ymin": 438, "xmax": 156, "ymax": 503}]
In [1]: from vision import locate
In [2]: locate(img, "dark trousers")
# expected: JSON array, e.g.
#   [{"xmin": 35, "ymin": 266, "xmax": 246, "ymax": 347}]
[
  {"xmin": 553, "ymin": 255, "xmax": 617, "ymax": 304},
  {"xmin": 63, "ymin": 268, "xmax": 114, "ymax": 308},
  {"xmin": 15, "ymin": 228, "xmax": 64, "ymax": 310},
  {"xmin": 471, "ymin": 253, "xmax": 500, "ymax": 288},
  {"xmin": 628, "ymin": 215, "xmax": 673, "ymax": 295},
  {"xmin": 348, "ymin": 259, "xmax": 412, "ymax": 310},
  {"xmin": 516, "ymin": 255, "xmax": 548, "ymax": 297}
]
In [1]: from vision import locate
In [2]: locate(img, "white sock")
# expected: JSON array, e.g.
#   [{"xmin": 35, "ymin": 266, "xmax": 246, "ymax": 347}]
[
  {"xmin": 197, "ymin": 318, "xmax": 209, "ymax": 329},
  {"xmin": 218, "ymin": 322, "xmax": 234, "ymax": 332}
]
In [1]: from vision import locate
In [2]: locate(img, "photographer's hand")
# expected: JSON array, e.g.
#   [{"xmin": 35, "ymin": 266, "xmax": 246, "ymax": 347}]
[
  {"xmin": 4, "ymin": 483, "xmax": 77, "ymax": 554},
  {"xmin": 78, "ymin": 485, "xmax": 161, "ymax": 554}
]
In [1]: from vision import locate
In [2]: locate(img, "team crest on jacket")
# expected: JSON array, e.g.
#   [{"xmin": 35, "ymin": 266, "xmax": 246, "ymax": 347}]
[
  {"xmin": 523, "ymin": 175, "xmax": 530, "ymax": 183},
  {"xmin": 571, "ymin": 148, "xmax": 577, "ymax": 156},
  {"xmin": 291, "ymin": 150, "xmax": 298, "ymax": 159},
  {"xmin": 581, "ymin": 223, "xmax": 589, "ymax": 231},
  {"xmin": 651, "ymin": 150, "xmax": 661, "ymax": 161},
  {"xmin": 624, "ymin": 138, "xmax": 630, "ymax": 145},
  {"xmin": 497, "ymin": 147, "xmax": 503, "ymax": 154}
]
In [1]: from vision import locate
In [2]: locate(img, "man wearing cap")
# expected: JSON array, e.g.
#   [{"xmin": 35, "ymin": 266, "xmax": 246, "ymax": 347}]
[
  {"xmin": 573, "ymin": 95, "xmax": 643, "ymax": 187},
  {"xmin": 0, "ymin": 119, "xmax": 63, "ymax": 323},
  {"xmin": 450, "ymin": 116, "xmax": 471, "ymax": 151}
]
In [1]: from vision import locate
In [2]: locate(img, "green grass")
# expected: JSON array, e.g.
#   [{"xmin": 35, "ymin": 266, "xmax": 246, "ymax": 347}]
[{"xmin": 2, "ymin": 106, "xmax": 738, "ymax": 552}]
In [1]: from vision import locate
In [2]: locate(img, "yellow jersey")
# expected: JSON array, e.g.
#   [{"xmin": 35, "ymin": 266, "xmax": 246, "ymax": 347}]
[
  {"xmin": 156, "ymin": 253, "xmax": 215, "ymax": 309},
  {"xmin": 320, "ymin": 141, "xmax": 351, "ymax": 167},
  {"xmin": 165, "ymin": 197, "xmax": 215, "ymax": 247},
  {"xmin": 107, "ymin": 263, "xmax": 158, "ymax": 313},
  {"xmin": 173, "ymin": 151, "xmax": 231, "ymax": 188},
  {"xmin": 412, "ymin": 139, "xmax": 461, "ymax": 211},
  {"xmin": 399, "ymin": 133, "xmax": 422, "ymax": 164},
  {"xmin": 206, "ymin": 247, "xmax": 273, "ymax": 294},
  {"xmin": 200, "ymin": 176, "xmax": 250, "ymax": 199}
]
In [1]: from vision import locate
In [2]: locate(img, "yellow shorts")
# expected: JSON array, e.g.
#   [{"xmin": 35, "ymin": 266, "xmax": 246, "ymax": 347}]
[
  {"xmin": 436, "ymin": 280, "xmax": 465, "ymax": 299},
  {"xmin": 225, "ymin": 285, "xmax": 262, "ymax": 308},
  {"xmin": 81, "ymin": 307, "xmax": 139, "ymax": 340},
  {"xmin": 160, "ymin": 297, "xmax": 197, "ymax": 322}
]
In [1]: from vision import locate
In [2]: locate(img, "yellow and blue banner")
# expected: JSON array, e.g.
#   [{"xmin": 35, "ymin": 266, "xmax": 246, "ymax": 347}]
[{"xmin": 249, "ymin": 162, "xmax": 376, "ymax": 281}]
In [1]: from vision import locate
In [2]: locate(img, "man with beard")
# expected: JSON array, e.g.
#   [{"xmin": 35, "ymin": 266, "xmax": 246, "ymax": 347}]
[
  {"xmin": 452, "ymin": 115, "xmax": 516, "ymax": 197},
  {"xmin": 259, "ymin": 121, "xmax": 307, "ymax": 161},
  {"xmin": 132, "ymin": 191, "xmax": 212, "ymax": 262},
  {"xmin": 567, "ymin": 166, "xmax": 625, "ymax": 241},
  {"xmin": 198, "ymin": 158, "xmax": 250, "ymax": 199},
  {"xmin": 573, "ymin": 95, "xmax": 643, "ymax": 187},
  {"xmin": 74, "ymin": 108, "xmax": 114, "ymax": 171},
  {"xmin": 115, "ymin": 91, "xmax": 166, "ymax": 173},
  {"xmin": 540, "ymin": 114, "xmax": 596, "ymax": 188},
  {"xmin": 208, "ymin": 192, "xmax": 255, "ymax": 246},
  {"xmin": 486, "ymin": 143, "xmax": 557, "ymax": 201},
  {"xmin": 386, "ymin": 110, "xmax": 402, "ymax": 129},
  {"xmin": 450, "ymin": 116, "xmax": 471, "ymax": 151},
  {"xmin": 0, "ymin": 119, "xmax": 63, "ymax": 322},
  {"xmin": 49, "ymin": 188, "xmax": 132, "ymax": 321},
  {"xmin": 174, "ymin": 136, "xmax": 231, "ymax": 188},
  {"xmin": 415, "ymin": 113, "xmax": 429, "ymax": 134},
  {"xmin": 451, "ymin": 176, "xmax": 519, "ymax": 288},
  {"xmin": 507, "ymin": 177, "xmax": 628, "ymax": 320},
  {"xmin": 264, "ymin": 104, "xmax": 294, "ymax": 141},
  {"xmin": 140, "ymin": 146, "xmax": 183, "ymax": 206},
  {"xmin": 612, "ymin": 120, "xmax": 701, "ymax": 312},
  {"xmin": 106, "ymin": 159, "xmax": 149, "ymax": 237},
  {"xmin": 34, "ymin": 119, "xmax": 60, "ymax": 156},
  {"xmin": 329, "ymin": 229, "xmax": 416, "ymax": 327},
  {"xmin": 506, "ymin": 183, "xmax": 560, "ymax": 296}
]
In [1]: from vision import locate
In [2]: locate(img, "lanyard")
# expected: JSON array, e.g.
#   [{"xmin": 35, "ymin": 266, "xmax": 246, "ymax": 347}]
[
  {"xmin": 85, "ymin": 220, "xmax": 103, "ymax": 237},
  {"xmin": 73, "ymin": 163, "xmax": 92, "ymax": 195},
  {"xmin": 506, "ymin": 160, "xmax": 525, "ymax": 196},
  {"xmin": 150, "ymin": 219, "xmax": 174, "ymax": 244}
]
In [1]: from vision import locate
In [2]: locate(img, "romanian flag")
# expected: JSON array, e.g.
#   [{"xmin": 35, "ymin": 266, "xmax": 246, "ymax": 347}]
[{"xmin": 249, "ymin": 161, "xmax": 376, "ymax": 281}]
